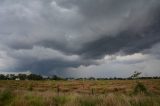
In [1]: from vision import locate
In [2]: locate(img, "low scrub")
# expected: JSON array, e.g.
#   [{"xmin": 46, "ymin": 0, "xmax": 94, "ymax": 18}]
[
  {"xmin": 134, "ymin": 82, "xmax": 148, "ymax": 94},
  {"xmin": 0, "ymin": 89, "xmax": 14, "ymax": 106},
  {"xmin": 53, "ymin": 95, "xmax": 70, "ymax": 105}
]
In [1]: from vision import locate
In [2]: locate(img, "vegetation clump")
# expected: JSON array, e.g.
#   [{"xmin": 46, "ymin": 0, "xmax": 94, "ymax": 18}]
[
  {"xmin": 53, "ymin": 95, "xmax": 69, "ymax": 105},
  {"xmin": 0, "ymin": 89, "xmax": 14, "ymax": 106},
  {"xmin": 77, "ymin": 96, "xmax": 101, "ymax": 106},
  {"xmin": 130, "ymin": 71, "xmax": 148, "ymax": 95},
  {"xmin": 134, "ymin": 82, "xmax": 148, "ymax": 94},
  {"xmin": 28, "ymin": 83, "xmax": 33, "ymax": 91}
]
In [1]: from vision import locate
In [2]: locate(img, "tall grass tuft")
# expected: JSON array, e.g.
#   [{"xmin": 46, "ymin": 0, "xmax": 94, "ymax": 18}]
[
  {"xmin": 134, "ymin": 82, "xmax": 148, "ymax": 94},
  {"xmin": 53, "ymin": 95, "xmax": 69, "ymax": 106},
  {"xmin": 28, "ymin": 83, "xmax": 33, "ymax": 91},
  {"xmin": 77, "ymin": 95, "xmax": 102, "ymax": 106},
  {"xmin": 0, "ymin": 89, "xmax": 14, "ymax": 106}
]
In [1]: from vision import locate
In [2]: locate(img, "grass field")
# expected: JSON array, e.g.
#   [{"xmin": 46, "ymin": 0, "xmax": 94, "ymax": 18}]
[{"xmin": 0, "ymin": 79, "xmax": 160, "ymax": 106}]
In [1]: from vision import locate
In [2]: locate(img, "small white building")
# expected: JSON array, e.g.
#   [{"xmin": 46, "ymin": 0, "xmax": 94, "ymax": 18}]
[{"xmin": 15, "ymin": 78, "xmax": 20, "ymax": 80}]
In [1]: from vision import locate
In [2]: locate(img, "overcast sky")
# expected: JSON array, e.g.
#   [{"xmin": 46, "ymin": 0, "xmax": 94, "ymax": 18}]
[{"xmin": 0, "ymin": 0, "xmax": 160, "ymax": 77}]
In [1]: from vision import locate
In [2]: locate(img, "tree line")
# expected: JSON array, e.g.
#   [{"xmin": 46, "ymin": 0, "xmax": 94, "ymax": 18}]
[
  {"xmin": 0, "ymin": 74, "xmax": 43, "ymax": 80},
  {"xmin": 0, "ymin": 74, "xmax": 160, "ymax": 80},
  {"xmin": 0, "ymin": 74, "xmax": 65, "ymax": 80}
]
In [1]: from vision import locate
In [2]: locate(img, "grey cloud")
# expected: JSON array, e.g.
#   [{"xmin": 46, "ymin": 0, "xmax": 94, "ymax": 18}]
[
  {"xmin": 80, "ymin": 26, "xmax": 160, "ymax": 59},
  {"xmin": 6, "ymin": 46, "xmax": 97, "ymax": 75},
  {"xmin": 144, "ymin": 43, "xmax": 160, "ymax": 59},
  {"xmin": 79, "ymin": 4, "xmax": 160, "ymax": 59},
  {"xmin": 56, "ymin": 0, "xmax": 145, "ymax": 20},
  {"xmin": 0, "ymin": 0, "xmax": 160, "ymax": 76}
]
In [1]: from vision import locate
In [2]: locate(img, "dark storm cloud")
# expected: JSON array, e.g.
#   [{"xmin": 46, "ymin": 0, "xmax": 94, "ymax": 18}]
[
  {"xmin": 80, "ymin": 15, "xmax": 160, "ymax": 59},
  {"xmin": 15, "ymin": 59, "xmax": 80, "ymax": 75},
  {"xmin": 0, "ymin": 0, "xmax": 160, "ymax": 76},
  {"xmin": 56, "ymin": 0, "xmax": 140, "ymax": 18}
]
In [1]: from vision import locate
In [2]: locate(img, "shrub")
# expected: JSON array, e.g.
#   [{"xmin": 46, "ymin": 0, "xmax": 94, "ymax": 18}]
[
  {"xmin": 28, "ymin": 83, "xmax": 33, "ymax": 91},
  {"xmin": 53, "ymin": 95, "xmax": 69, "ymax": 105},
  {"xmin": 134, "ymin": 82, "xmax": 147, "ymax": 94},
  {"xmin": 77, "ymin": 96, "xmax": 101, "ymax": 106},
  {"xmin": 10, "ymin": 96, "xmax": 28, "ymax": 106},
  {"xmin": 0, "ymin": 89, "xmax": 13, "ymax": 105},
  {"xmin": 25, "ymin": 94, "xmax": 44, "ymax": 106}
]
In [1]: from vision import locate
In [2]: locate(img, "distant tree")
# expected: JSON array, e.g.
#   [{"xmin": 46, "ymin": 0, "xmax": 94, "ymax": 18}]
[
  {"xmin": 51, "ymin": 75, "xmax": 58, "ymax": 80},
  {"xmin": 27, "ymin": 74, "xmax": 43, "ymax": 80},
  {"xmin": 18, "ymin": 74, "xmax": 27, "ymax": 80},
  {"xmin": 9, "ymin": 74, "xmax": 16, "ymax": 80},
  {"xmin": 113, "ymin": 77, "xmax": 117, "ymax": 80},
  {"xmin": 88, "ymin": 77, "xmax": 95, "ymax": 80},
  {"xmin": 130, "ymin": 71, "xmax": 142, "ymax": 79},
  {"xmin": 0, "ymin": 74, "xmax": 6, "ymax": 80},
  {"xmin": 6, "ymin": 74, "xmax": 10, "ymax": 80},
  {"xmin": 76, "ymin": 78, "xmax": 83, "ymax": 80},
  {"xmin": 51, "ymin": 75, "xmax": 63, "ymax": 80}
]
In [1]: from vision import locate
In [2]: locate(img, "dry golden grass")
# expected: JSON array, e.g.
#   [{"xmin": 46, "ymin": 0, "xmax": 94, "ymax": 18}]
[
  {"xmin": 0, "ymin": 79, "xmax": 159, "ymax": 94},
  {"xmin": 0, "ymin": 79, "xmax": 159, "ymax": 106}
]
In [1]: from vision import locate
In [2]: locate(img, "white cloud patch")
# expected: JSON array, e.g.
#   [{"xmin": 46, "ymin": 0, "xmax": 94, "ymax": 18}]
[
  {"xmin": 0, "ymin": 50, "xmax": 16, "ymax": 71},
  {"xmin": 67, "ymin": 53, "xmax": 160, "ymax": 78}
]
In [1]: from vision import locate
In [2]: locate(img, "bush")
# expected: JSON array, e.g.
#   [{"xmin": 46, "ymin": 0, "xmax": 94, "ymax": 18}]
[
  {"xmin": 77, "ymin": 96, "xmax": 101, "ymax": 106},
  {"xmin": 53, "ymin": 95, "xmax": 69, "ymax": 105},
  {"xmin": 134, "ymin": 82, "xmax": 147, "ymax": 94},
  {"xmin": 0, "ymin": 89, "xmax": 13, "ymax": 105},
  {"xmin": 25, "ymin": 94, "xmax": 44, "ymax": 106},
  {"xmin": 28, "ymin": 83, "xmax": 33, "ymax": 91}
]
